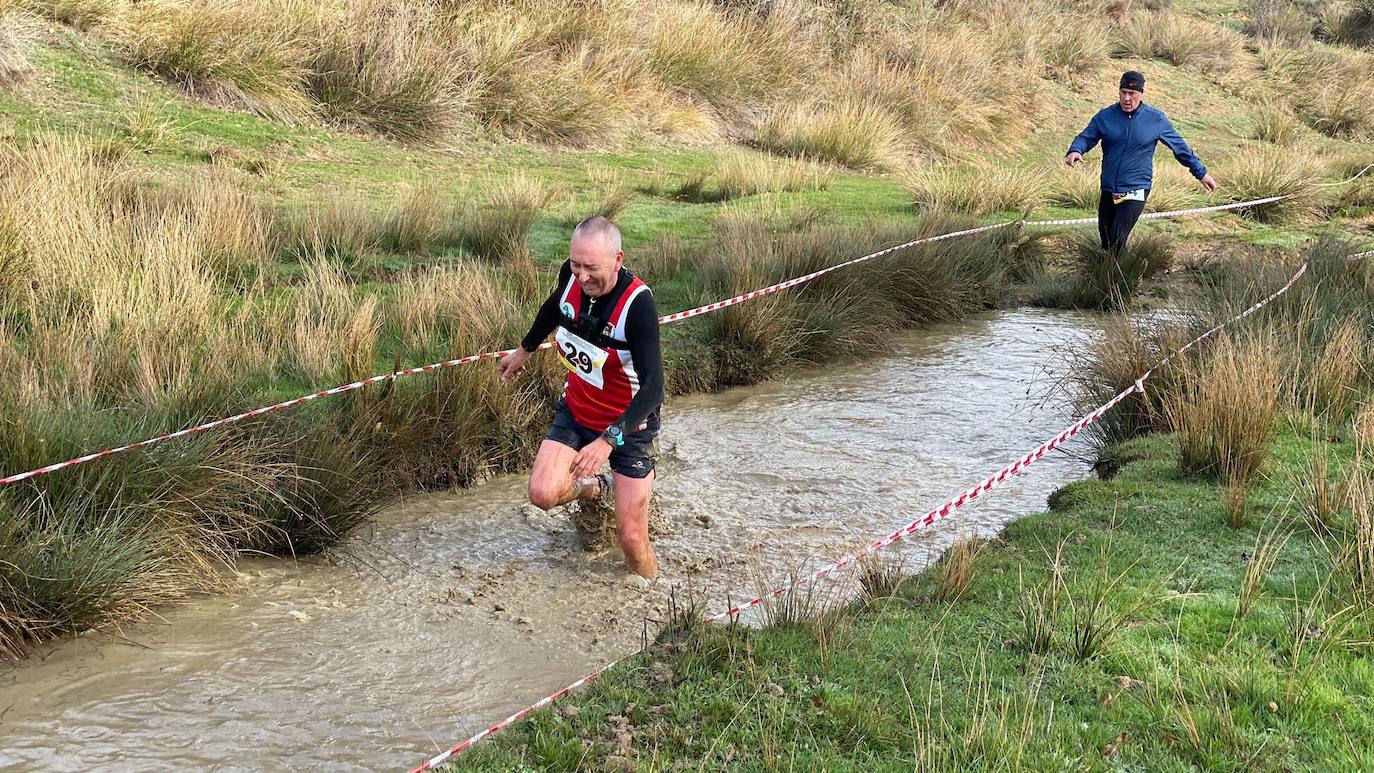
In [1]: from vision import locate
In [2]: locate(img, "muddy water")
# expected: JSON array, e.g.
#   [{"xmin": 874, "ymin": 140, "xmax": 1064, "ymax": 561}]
[{"xmin": 1, "ymin": 309, "xmax": 1103, "ymax": 772}]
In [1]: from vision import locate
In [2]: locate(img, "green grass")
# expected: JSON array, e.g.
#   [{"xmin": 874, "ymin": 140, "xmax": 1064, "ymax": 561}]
[
  {"xmin": 3, "ymin": 8, "xmax": 1374, "ymax": 661},
  {"xmin": 454, "ymin": 426, "xmax": 1374, "ymax": 771}
]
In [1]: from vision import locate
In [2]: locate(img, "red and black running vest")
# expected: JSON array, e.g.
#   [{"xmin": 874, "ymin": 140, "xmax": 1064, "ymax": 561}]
[{"xmin": 554, "ymin": 272, "xmax": 651, "ymax": 432}]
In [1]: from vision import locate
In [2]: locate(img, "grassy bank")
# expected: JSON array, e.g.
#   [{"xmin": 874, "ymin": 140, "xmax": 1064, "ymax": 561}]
[
  {"xmin": 455, "ymin": 423, "xmax": 1374, "ymax": 771},
  {"xmin": 449, "ymin": 236, "xmax": 1374, "ymax": 769},
  {"xmin": 1, "ymin": 0, "xmax": 1372, "ymax": 659}
]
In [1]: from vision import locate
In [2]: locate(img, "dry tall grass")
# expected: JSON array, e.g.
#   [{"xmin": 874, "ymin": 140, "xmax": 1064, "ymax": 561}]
[
  {"xmin": 305, "ymin": 0, "xmax": 468, "ymax": 142},
  {"xmin": 933, "ymin": 535, "xmax": 985, "ymax": 603},
  {"xmin": 460, "ymin": 172, "xmax": 554, "ymax": 263},
  {"xmin": 1259, "ymin": 44, "xmax": 1374, "ymax": 140},
  {"xmin": 715, "ymin": 152, "xmax": 834, "ymax": 199},
  {"xmin": 1069, "ymin": 316, "xmax": 1196, "ymax": 446},
  {"xmin": 0, "ymin": 7, "xmax": 35, "ymax": 87},
  {"xmin": 754, "ymin": 101, "xmax": 906, "ymax": 170},
  {"xmin": 1113, "ymin": 11, "xmax": 1245, "ymax": 73},
  {"xmin": 1222, "ymin": 145, "xmax": 1322, "ymax": 224},
  {"xmin": 115, "ymin": 0, "xmax": 314, "ymax": 122},
  {"xmin": 1309, "ymin": 319, "xmax": 1367, "ymax": 419},
  {"xmin": 22, "ymin": 0, "xmax": 121, "ymax": 29},
  {"xmin": 1168, "ymin": 333, "xmax": 1282, "ymax": 487},
  {"xmin": 901, "ymin": 164, "xmax": 1046, "ymax": 217},
  {"xmin": 1249, "ymin": 100, "xmax": 1305, "ymax": 145}
]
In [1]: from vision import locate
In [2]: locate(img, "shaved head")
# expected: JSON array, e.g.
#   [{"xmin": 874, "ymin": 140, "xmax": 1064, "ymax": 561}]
[
  {"xmin": 572, "ymin": 215, "xmax": 622, "ymax": 255},
  {"xmin": 569, "ymin": 215, "xmax": 624, "ymax": 298}
]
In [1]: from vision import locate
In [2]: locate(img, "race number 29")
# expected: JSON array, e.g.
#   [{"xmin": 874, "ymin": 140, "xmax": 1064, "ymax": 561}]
[{"xmin": 554, "ymin": 327, "xmax": 609, "ymax": 389}]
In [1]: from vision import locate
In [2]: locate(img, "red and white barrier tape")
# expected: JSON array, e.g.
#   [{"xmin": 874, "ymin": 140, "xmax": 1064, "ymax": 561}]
[
  {"xmin": 1026, "ymin": 194, "xmax": 1290, "ymax": 228},
  {"xmin": 3, "ymin": 177, "xmax": 1368, "ymax": 488},
  {"xmin": 409, "ymin": 253, "xmax": 1325, "ymax": 771},
  {"xmin": 0, "ymin": 222, "xmax": 1013, "ymax": 487}
]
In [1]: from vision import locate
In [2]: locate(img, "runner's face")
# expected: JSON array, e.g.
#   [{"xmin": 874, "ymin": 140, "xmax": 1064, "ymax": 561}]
[
  {"xmin": 569, "ymin": 234, "xmax": 624, "ymax": 298},
  {"xmin": 1118, "ymin": 87, "xmax": 1142, "ymax": 111}
]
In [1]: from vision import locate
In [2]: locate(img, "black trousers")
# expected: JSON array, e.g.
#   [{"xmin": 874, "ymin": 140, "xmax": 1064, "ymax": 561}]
[{"xmin": 1097, "ymin": 189, "xmax": 1150, "ymax": 254}]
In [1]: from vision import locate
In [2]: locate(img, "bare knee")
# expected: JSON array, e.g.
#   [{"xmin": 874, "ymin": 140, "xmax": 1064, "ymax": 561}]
[
  {"xmin": 528, "ymin": 480, "xmax": 561, "ymax": 511},
  {"xmin": 618, "ymin": 529, "xmax": 649, "ymax": 557}
]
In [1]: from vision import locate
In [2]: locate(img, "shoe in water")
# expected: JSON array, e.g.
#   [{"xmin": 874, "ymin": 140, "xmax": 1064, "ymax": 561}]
[
  {"xmin": 622, "ymin": 571, "xmax": 658, "ymax": 591},
  {"xmin": 571, "ymin": 472, "xmax": 616, "ymax": 550}
]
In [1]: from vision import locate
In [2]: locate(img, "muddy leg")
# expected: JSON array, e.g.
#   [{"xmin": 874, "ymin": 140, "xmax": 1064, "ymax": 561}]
[
  {"xmin": 528, "ymin": 439, "xmax": 600, "ymax": 510},
  {"xmin": 614, "ymin": 471, "xmax": 657, "ymax": 580}
]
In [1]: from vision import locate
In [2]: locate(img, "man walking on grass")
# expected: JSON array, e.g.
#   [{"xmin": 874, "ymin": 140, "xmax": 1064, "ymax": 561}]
[
  {"xmin": 498, "ymin": 216, "xmax": 664, "ymax": 588},
  {"xmin": 1065, "ymin": 70, "xmax": 1219, "ymax": 255}
]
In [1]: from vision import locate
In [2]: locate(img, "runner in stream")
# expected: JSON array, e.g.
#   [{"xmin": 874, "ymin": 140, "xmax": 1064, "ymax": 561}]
[{"xmin": 498, "ymin": 216, "xmax": 664, "ymax": 587}]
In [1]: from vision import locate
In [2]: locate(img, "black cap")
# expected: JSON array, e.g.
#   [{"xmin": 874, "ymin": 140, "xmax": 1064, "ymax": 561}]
[{"xmin": 1119, "ymin": 70, "xmax": 1145, "ymax": 92}]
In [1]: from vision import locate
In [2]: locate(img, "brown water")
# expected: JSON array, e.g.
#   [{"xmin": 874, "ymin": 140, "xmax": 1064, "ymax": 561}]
[{"xmin": 0, "ymin": 309, "xmax": 1103, "ymax": 772}]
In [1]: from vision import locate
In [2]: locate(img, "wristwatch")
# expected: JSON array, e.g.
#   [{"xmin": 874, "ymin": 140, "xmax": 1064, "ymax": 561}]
[{"xmin": 601, "ymin": 425, "xmax": 625, "ymax": 447}]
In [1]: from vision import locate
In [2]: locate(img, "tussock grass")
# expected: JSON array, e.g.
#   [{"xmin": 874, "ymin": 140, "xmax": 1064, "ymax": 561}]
[
  {"xmin": 1013, "ymin": 541, "xmax": 1063, "ymax": 653},
  {"xmin": 933, "ymin": 535, "xmax": 984, "ymax": 603},
  {"xmin": 715, "ymin": 152, "xmax": 834, "ymax": 199},
  {"xmin": 1069, "ymin": 315, "xmax": 1197, "ymax": 446},
  {"xmin": 857, "ymin": 554, "xmax": 905, "ymax": 605},
  {"xmin": 1346, "ymin": 415, "xmax": 1374, "ymax": 603},
  {"xmin": 1048, "ymin": 160, "xmax": 1101, "ymax": 210},
  {"xmin": 1235, "ymin": 525, "xmax": 1289, "ymax": 623},
  {"xmin": 1225, "ymin": 479, "xmax": 1249, "ymax": 528},
  {"xmin": 1259, "ymin": 44, "xmax": 1374, "ymax": 139},
  {"xmin": 305, "ymin": 0, "xmax": 468, "ymax": 143},
  {"xmin": 693, "ymin": 211, "xmax": 1018, "ymax": 385},
  {"xmin": 115, "ymin": 0, "xmax": 314, "ymax": 122},
  {"xmin": 1249, "ymin": 100, "xmax": 1305, "ymax": 145},
  {"xmin": 754, "ymin": 101, "xmax": 906, "ymax": 170},
  {"xmin": 22, "ymin": 0, "xmax": 120, "ymax": 30},
  {"xmin": 589, "ymin": 186, "xmax": 635, "ymax": 221},
  {"xmin": 1319, "ymin": 1, "xmax": 1374, "ymax": 47},
  {"xmin": 1063, "ymin": 231, "xmax": 1174, "ymax": 310},
  {"xmin": 382, "ymin": 179, "xmax": 463, "ymax": 254},
  {"xmin": 1248, "ymin": 0, "xmax": 1316, "ymax": 47},
  {"xmin": 282, "ymin": 190, "xmax": 385, "ymax": 263},
  {"xmin": 1144, "ymin": 165, "xmax": 1205, "ymax": 214},
  {"xmin": 1309, "ymin": 319, "xmax": 1366, "ymax": 420},
  {"xmin": 1066, "ymin": 540, "xmax": 1161, "ymax": 661},
  {"xmin": 1221, "ymin": 145, "xmax": 1322, "ymax": 223},
  {"xmin": 1294, "ymin": 436, "xmax": 1338, "ymax": 536},
  {"xmin": 1113, "ymin": 11, "xmax": 1245, "ymax": 73},
  {"xmin": 900, "ymin": 164, "xmax": 1045, "ymax": 217},
  {"xmin": 454, "ymin": 13, "xmax": 629, "ymax": 146},
  {"xmin": 644, "ymin": 0, "xmax": 798, "ymax": 110},
  {"xmin": 0, "ymin": 7, "xmax": 35, "ymax": 87},
  {"xmin": 1168, "ymin": 333, "xmax": 1282, "ymax": 486},
  {"xmin": 459, "ymin": 173, "xmax": 554, "ymax": 263}
]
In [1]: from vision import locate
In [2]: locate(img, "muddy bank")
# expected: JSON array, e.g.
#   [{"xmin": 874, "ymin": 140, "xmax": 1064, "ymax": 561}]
[{"xmin": 0, "ymin": 308, "xmax": 1103, "ymax": 772}]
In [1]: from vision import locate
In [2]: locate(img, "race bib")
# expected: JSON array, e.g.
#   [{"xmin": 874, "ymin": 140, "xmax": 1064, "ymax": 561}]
[
  {"xmin": 555, "ymin": 327, "xmax": 609, "ymax": 389},
  {"xmin": 1111, "ymin": 189, "xmax": 1146, "ymax": 204}
]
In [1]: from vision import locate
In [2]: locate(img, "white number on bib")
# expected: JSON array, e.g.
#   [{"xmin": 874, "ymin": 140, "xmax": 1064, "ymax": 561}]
[{"xmin": 555, "ymin": 327, "xmax": 610, "ymax": 389}]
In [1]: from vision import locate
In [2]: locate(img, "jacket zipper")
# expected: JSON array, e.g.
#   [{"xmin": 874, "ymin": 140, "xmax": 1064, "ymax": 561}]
[{"xmin": 1115, "ymin": 107, "xmax": 1135, "ymax": 194}]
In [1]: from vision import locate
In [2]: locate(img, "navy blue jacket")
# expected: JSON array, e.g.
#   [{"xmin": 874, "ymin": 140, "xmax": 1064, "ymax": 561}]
[{"xmin": 1067, "ymin": 103, "xmax": 1207, "ymax": 194}]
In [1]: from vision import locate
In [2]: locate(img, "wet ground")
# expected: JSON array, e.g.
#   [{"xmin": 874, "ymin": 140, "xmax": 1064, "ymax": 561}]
[{"xmin": 0, "ymin": 308, "xmax": 1103, "ymax": 772}]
